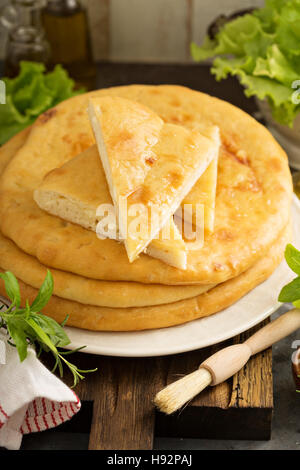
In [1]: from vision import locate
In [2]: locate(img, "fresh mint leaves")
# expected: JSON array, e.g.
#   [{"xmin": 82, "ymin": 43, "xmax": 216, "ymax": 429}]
[
  {"xmin": 0, "ymin": 270, "xmax": 96, "ymax": 386},
  {"xmin": 278, "ymin": 244, "xmax": 300, "ymax": 305}
]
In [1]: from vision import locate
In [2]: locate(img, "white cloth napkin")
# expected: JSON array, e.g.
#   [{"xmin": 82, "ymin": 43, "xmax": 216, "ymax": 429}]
[{"xmin": 0, "ymin": 330, "xmax": 81, "ymax": 450}]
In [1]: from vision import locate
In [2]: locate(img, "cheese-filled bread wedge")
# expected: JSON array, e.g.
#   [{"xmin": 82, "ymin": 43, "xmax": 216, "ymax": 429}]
[
  {"xmin": 180, "ymin": 126, "xmax": 220, "ymax": 233},
  {"xmin": 34, "ymin": 145, "xmax": 187, "ymax": 269},
  {"xmin": 88, "ymin": 96, "xmax": 217, "ymax": 262}
]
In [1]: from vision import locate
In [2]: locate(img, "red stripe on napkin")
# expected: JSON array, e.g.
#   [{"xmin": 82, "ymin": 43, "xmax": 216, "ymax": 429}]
[{"xmin": 19, "ymin": 396, "xmax": 81, "ymax": 434}]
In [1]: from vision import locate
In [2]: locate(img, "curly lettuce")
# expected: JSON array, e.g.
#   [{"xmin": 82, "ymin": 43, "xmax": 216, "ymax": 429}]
[
  {"xmin": 0, "ymin": 61, "xmax": 84, "ymax": 145},
  {"xmin": 191, "ymin": 0, "xmax": 300, "ymax": 127}
]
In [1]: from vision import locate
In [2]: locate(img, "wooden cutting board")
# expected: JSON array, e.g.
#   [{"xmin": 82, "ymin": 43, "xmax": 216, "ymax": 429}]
[{"xmin": 58, "ymin": 319, "xmax": 272, "ymax": 449}]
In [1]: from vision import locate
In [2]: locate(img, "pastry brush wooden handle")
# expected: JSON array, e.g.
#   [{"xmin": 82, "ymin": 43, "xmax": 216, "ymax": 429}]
[
  {"xmin": 244, "ymin": 308, "xmax": 300, "ymax": 355},
  {"xmin": 155, "ymin": 308, "xmax": 300, "ymax": 414},
  {"xmin": 200, "ymin": 308, "xmax": 300, "ymax": 386},
  {"xmin": 200, "ymin": 343, "xmax": 251, "ymax": 386}
]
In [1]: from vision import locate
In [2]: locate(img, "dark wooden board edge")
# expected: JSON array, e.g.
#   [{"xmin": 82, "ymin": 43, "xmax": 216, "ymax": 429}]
[{"xmin": 56, "ymin": 319, "xmax": 273, "ymax": 449}]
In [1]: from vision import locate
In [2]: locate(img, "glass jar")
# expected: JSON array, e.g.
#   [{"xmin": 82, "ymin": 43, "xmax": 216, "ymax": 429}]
[{"xmin": 1, "ymin": 0, "xmax": 50, "ymax": 77}]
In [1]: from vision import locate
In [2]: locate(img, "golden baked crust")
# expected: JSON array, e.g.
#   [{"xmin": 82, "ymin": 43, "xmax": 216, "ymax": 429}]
[
  {"xmin": 181, "ymin": 126, "xmax": 220, "ymax": 233},
  {"xmin": 0, "ymin": 224, "xmax": 290, "ymax": 331},
  {"xmin": 0, "ymin": 131, "xmax": 213, "ymax": 307},
  {"xmin": 34, "ymin": 145, "xmax": 188, "ymax": 270},
  {"xmin": 0, "ymin": 127, "xmax": 31, "ymax": 168},
  {"xmin": 0, "ymin": 112, "xmax": 291, "ymax": 331},
  {"xmin": 88, "ymin": 96, "xmax": 217, "ymax": 262},
  {"xmin": 0, "ymin": 233, "xmax": 214, "ymax": 307},
  {"xmin": 0, "ymin": 85, "xmax": 293, "ymax": 285}
]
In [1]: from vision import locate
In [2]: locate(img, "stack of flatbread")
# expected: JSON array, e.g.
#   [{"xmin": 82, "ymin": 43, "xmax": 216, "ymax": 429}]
[{"xmin": 0, "ymin": 85, "xmax": 293, "ymax": 331}]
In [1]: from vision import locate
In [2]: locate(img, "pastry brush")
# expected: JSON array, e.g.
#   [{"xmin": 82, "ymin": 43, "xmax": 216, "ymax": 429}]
[{"xmin": 155, "ymin": 308, "xmax": 300, "ymax": 414}]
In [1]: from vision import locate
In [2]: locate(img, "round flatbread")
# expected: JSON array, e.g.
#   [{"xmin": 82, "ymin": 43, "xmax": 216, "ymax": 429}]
[
  {"xmin": 0, "ymin": 129, "xmax": 214, "ymax": 307},
  {"xmin": 0, "ymin": 234, "xmax": 214, "ymax": 307},
  {"xmin": 0, "ymin": 224, "xmax": 290, "ymax": 330},
  {"xmin": 0, "ymin": 85, "xmax": 292, "ymax": 285}
]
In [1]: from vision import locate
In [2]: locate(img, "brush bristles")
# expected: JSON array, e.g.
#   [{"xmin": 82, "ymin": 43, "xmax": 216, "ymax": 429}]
[{"xmin": 154, "ymin": 368, "xmax": 212, "ymax": 414}]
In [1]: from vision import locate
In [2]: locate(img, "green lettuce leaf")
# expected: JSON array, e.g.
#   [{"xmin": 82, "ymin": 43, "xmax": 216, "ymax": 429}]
[
  {"xmin": 0, "ymin": 61, "xmax": 85, "ymax": 145},
  {"xmin": 191, "ymin": 0, "xmax": 300, "ymax": 126},
  {"xmin": 253, "ymin": 45, "xmax": 299, "ymax": 86},
  {"xmin": 0, "ymin": 95, "xmax": 34, "ymax": 146}
]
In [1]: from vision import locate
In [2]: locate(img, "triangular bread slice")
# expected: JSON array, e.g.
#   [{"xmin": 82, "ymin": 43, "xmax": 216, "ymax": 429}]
[
  {"xmin": 33, "ymin": 145, "xmax": 187, "ymax": 269},
  {"xmin": 88, "ymin": 96, "xmax": 217, "ymax": 262},
  {"xmin": 87, "ymin": 95, "xmax": 164, "ymax": 200},
  {"xmin": 146, "ymin": 218, "xmax": 185, "ymax": 269},
  {"xmin": 179, "ymin": 126, "xmax": 220, "ymax": 233}
]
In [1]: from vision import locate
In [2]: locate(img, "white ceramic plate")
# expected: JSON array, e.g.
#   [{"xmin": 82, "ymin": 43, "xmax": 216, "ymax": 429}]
[{"xmin": 61, "ymin": 197, "xmax": 300, "ymax": 357}]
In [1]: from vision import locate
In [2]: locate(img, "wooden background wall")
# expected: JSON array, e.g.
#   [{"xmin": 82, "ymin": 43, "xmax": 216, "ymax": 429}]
[{"xmin": 0, "ymin": 0, "xmax": 264, "ymax": 62}]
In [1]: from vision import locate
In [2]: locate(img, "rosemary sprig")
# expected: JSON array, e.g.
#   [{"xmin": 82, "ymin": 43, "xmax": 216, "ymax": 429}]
[{"xmin": 0, "ymin": 270, "xmax": 97, "ymax": 386}]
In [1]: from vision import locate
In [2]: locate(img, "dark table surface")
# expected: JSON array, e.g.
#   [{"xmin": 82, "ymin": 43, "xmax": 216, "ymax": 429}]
[
  {"xmin": 1, "ymin": 62, "xmax": 299, "ymax": 451},
  {"xmin": 0, "ymin": 60, "xmax": 257, "ymax": 113}
]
